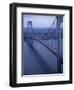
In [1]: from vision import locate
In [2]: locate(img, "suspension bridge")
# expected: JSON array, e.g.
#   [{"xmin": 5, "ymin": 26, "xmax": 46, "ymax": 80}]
[{"xmin": 23, "ymin": 16, "xmax": 63, "ymax": 75}]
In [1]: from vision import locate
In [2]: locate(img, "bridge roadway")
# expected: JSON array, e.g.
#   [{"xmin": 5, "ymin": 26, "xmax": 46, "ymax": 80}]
[
  {"xmin": 24, "ymin": 36, "xmax": 63, "ymax": 59},
  {"xmin": 23, "ymin": 36, "xmax": 63, "ymax": 75}
]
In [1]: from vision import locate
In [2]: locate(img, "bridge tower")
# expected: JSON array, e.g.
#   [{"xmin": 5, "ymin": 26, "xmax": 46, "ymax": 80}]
[
  {"xmin": 27, "ymin": 21, "xmax": 33, "ymax": 44},
  {"xmin": 27, "ymin": 21, "xmax": 33, "ymax": 31},
  {"xmin": 56, "ymin": 16, "xmax": 63, "ymax": 73}
]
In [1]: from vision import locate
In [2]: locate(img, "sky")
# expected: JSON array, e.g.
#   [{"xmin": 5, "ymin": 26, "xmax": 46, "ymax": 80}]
[{"xmin": 23, "ymin": 14, "xmax": 56, "ymax": 28}]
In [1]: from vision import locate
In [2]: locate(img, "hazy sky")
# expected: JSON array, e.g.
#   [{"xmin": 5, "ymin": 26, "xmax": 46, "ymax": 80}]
[{"xmin": 23, "ymin": 15, "xmax": 56, "ymax": 28}]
